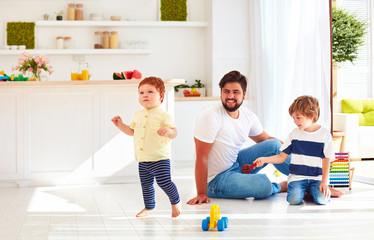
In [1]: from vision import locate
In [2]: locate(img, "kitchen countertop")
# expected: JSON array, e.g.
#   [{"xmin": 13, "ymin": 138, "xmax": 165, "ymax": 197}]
[
  {"xmin": 175, "ymin": 96, "xmax": 220, "ymax": 101},
  {"xmin": 0, "ymin": 79, "xmax": 185, "ymax": 87}
]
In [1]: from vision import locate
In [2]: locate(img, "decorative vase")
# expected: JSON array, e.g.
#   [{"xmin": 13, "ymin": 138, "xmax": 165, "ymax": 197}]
[{"xmin": 28, "ymin": 72, "xmax": 41, "ymax": 81}]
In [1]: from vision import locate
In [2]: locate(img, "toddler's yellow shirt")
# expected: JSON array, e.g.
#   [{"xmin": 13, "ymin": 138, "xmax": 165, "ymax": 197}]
[{"xmin": 129, "ymin": 107, "xmax": 175, "ymax": 162}]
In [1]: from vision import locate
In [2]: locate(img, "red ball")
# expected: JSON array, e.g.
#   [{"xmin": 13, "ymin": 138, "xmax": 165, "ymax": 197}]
[{"xmin": 242, "ymin": 164, "xmax": 252, "ymax": 174}]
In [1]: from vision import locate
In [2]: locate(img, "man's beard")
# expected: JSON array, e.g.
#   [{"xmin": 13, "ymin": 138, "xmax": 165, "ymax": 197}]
[{"xmin": 222, "ymin": 98, "xmax": 243, "ymax": 112}]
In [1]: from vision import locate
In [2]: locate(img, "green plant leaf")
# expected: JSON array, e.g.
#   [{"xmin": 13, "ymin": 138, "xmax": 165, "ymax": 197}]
[{"xmin": 332, "ymin": 7, "xmax": 367, "ymax": 64}]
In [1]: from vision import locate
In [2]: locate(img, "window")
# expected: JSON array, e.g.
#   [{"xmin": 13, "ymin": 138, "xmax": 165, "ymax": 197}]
[{"xmin": 336, "ymin": 0, "xmax": 372, "ymax": 98}]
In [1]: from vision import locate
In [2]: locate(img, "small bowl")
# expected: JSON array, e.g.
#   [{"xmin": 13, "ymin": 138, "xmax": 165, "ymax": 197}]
[
  {"xmin": 10, "ymin": 45, "xmax": 18, "ymax": 50},
  {"xmin": 18, "ymin": 45, "xmax": 26, "ymax": 50},
  {"xmin": 110, "ymin": 16, "xmax": 121, "ymax": 21},
  {"xmin": 89, "ymin": 13, "xmax": 104, "ymax": 21}
]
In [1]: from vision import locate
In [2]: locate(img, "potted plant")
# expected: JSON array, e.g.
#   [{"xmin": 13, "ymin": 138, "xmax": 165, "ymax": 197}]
[
  {"xmin": 332, "ymin": 7, "xmax": 367, "ymax": 64},
  {"xmin": 332, "ymin": 7, "xmax": 367, "ymax": 97},
  {"xmin": 55, "ymin": 10, "xmax": 64, "ymax": 20}
]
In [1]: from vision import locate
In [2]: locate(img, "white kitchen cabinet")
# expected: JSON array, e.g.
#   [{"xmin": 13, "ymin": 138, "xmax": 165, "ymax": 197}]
[{"xmin": 0, "ymin": 79, "xmax": 183, "ymax": 186}]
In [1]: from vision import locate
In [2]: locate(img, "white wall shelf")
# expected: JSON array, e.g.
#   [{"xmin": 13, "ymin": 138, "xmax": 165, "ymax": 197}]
[
  {"xmin": 35, "ymin": 20, "xmax": 209, "ymax": 28},
  {"xmin": 0, "ymin": 49, "xmax": 150, "ymax": 55}
]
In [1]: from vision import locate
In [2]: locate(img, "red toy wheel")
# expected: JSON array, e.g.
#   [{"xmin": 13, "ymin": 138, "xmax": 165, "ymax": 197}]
[{"xmin": 242, "ymin": 164, "xmax": 252, "ymax": 174}]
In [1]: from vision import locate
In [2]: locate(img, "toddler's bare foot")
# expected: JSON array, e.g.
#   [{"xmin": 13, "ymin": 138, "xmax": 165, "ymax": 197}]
[
  {"xmin": 136, "ymin": 208, "xmax": 155, "ymax": 217},
  {"xmin": 330, "ymin": 186, "xmax": 345, "ymax": 198},
  {"xmin": 171, "ymin": 202, "xmax": 181, "ymax": 218},
  {"xmin": 279, "ymin": 181, "xmax": 288, "ymax": 192}
]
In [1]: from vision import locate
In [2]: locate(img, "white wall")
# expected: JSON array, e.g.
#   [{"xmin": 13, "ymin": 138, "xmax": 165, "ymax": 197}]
[
  {"xmin": 0, "ymin": 0, "xmax": 209, "ymax": 85},
  {"xmin": 172, "ymin": 0, "xmax": 254, "ymax": 162},
  {"xmin": 0, "ymin": 0, "xmax": 252, "ymax": 96},
  {"xmin": 211, "ymin": 0, "xmax": 250, "ymax": 96}
]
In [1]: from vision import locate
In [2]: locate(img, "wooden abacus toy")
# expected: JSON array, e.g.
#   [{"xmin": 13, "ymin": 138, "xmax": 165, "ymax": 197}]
[{"xmin": 329, "ymin": 152, "xmax": 355, "ymax": 190}]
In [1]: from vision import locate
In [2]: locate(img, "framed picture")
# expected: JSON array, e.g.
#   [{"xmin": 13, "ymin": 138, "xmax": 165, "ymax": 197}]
[{"xmin": 158, "ymin": 0, "xmax": 187, "ymax": 21}]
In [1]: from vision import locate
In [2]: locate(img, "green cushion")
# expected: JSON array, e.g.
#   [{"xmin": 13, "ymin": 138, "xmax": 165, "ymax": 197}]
[
  {"xmin": 363, "ymin": 99, "xmax": 374, "ymax": 112},
  {"xmin": 364, "ymin": 111, "xmax": 374, "ymax": 126},
  {"xmin": 341, "ymin": 99, "xmax": 363, "ymax": 113},
  {"xmin": 341, "ymin": 99, "xmax": 374, "ymax": 126}
]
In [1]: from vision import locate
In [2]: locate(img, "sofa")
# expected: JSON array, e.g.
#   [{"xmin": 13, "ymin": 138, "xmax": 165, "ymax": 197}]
[{"xmin": 333, "ymin": 98, "xmax": 374, "ymax": 160}]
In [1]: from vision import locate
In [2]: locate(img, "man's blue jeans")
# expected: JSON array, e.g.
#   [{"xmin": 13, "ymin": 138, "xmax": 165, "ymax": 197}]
[
  {"xmin": 207, "ymin": 139, "xmax": 291, "ymax": 199},
  {"xmin": 287, "ymin": 179, "xmax": 330, "ymax": 205}
]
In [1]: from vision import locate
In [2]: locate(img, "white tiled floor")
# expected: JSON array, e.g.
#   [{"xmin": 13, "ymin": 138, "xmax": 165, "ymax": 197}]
[{"xmin": 1, "ymin": 161, "xmax": 374, "ymax": 240}]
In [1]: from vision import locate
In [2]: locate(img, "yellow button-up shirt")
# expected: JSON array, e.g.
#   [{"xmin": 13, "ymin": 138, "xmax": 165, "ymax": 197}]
[{"xmin": 129, "ymin": 107, "xmax": 175, "ymax": 162}]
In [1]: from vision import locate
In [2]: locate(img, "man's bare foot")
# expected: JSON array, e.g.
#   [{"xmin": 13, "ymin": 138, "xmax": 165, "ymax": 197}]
[
  {"xmin": 279, "ymin": 181, "xmax": 288, "ymax": 192},
  {"xmin": 171, "ymin": 202, "xmax": 181, "ymax": 218},
  {"xmin": 330, "ymin": 186, "xmax": 345, "ymax": 198},
  {"xmin": 136, "ymin": 208, "xmax": 155, "ymax": 217}
]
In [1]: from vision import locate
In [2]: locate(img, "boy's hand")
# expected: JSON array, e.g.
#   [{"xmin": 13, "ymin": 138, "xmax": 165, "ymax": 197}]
[
  {"xmin": 319, "ymin": 182, "xmax": 331, "ymax": 198},
  {"xmin": 157, "ymin": 127, "xmax": 172, "ymax": 137},
  {"xmin": 111, "ymin": 116, "xmax": 123, "ymax": 127},
  {"xmin": 253, "ymin": 158, "xmax": 265, "ymax": 168}
]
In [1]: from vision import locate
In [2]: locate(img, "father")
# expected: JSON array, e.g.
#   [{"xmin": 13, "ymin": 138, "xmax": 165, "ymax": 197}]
[{"xmin": 187, "ymin": 70, "xmax": 342, "ymax": 205}]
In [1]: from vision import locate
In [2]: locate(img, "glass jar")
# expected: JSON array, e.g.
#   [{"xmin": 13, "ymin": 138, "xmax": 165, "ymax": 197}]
[
  {"xmin": 94, "ymin": 31, "xmax": 102, "ymax": 49},
  {"xmin": 71, "ymin": 67, "xmax": 78, "ymax": 81},
  {"xmin": 110, "ymin": 31, "xmax": 118, "ymax": 49},
  {"xmin": 67, "ymin": 3, "xmax": 75, "ymax": 20},
  {"xmin": 79, "ymin": 62, "xmax": 89, "ymax": 80},
  {"xmin": 64, "ymin": 36, "xmax": 72, "ymax": 49},
  {"xmin": 102, "ymin": 31, "xmax": 109, "ymax": 49},
  {"xmin": 75, "ymin": 3, "xmax": 84, "ymax": 20},
  {"xmin": 56, "ymin": 36, "xmax": 64, "ymax": 49}
]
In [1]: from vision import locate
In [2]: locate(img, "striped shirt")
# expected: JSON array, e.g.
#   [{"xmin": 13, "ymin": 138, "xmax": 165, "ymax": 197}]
[{"xmin": 280, "ymin": 126, "xmax": 334, "ymax": 183}]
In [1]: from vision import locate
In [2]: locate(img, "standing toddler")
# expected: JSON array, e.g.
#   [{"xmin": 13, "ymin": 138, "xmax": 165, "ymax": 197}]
[{"xmin": 112, "ymin": 77, "xmax": 181, "ymax": 217}]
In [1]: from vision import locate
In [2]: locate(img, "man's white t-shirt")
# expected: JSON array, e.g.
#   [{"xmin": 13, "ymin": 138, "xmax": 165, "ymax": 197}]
[{"xmin": 194, "ymin": 104, "xmax": 263, "ymax": 182}]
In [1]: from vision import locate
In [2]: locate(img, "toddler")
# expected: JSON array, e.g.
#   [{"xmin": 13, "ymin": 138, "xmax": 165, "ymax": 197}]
[
  {"xmin": 254, "ymin": 95, "xmax": 334, "ymax": 205},
  {"xmin": 112, "ymin": 76, "xmax": 181, "ymax": 217}
]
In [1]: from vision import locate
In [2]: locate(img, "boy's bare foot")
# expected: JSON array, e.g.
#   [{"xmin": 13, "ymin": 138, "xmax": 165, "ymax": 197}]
[
  {"xmin": 330, "ymin": 186, "xmax": 345, "ymax": 198},
  {"xmin": 279, "ymin": 181, "xmax": 288, "ymax": 192},
  {"xmin": 171, "ymin": 202, "xmax": 181, "ymax": 218},
  {"xmin": 136, "ymin": 208, "xmax": 155, "ymax": 217}
]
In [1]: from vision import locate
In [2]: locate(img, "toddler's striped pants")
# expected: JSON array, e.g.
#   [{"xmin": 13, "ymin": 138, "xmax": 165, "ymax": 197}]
[{"xmin": 138, "ymin": 159, "xmax": 180, "ymax": 209}]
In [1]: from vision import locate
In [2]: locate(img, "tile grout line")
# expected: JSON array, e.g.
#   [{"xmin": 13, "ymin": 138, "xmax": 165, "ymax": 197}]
[{"xmin": 109, "ymin": 184, "xmax": 142, "ymax": 239}]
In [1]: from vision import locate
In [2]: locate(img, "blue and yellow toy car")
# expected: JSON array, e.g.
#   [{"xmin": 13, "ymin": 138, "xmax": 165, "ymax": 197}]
[{"xmin": 202, "ymin": 204, "xmax": 228, "ymax": 231}]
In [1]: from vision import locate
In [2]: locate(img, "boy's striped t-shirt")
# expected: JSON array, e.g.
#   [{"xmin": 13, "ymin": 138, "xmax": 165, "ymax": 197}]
[{"xmin": 280, "ymin": 127, "xmax": 334, "ymax": 183}]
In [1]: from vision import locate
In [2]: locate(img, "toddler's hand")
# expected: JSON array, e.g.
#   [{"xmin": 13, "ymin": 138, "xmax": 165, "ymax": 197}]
[
  {"xmin": 319, "ymin": 183, "xmax": 331, "ymax": 198},
  {"xmin": 111, "ymin": 116, "xmax": 123, "ymax": 127},
  {"xmin": 157, "ymin": 127, "xmax": 171, "ymax": 137}
]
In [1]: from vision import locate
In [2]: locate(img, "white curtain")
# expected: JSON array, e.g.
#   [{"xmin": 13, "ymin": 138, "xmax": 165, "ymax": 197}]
[{"xmin": 248, "ymin": 0, "xmax": 331, "ymax": 140}]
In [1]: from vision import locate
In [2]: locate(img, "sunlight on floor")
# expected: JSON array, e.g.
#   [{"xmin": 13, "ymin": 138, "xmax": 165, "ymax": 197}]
[{"xmin": 27, "ymin": 186, "xmax": 86, "ymax": 212}]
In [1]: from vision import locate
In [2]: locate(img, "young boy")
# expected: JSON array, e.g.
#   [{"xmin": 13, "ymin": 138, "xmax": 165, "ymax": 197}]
[
  {"xmin": 254, "ymin": 95, "xmax": 334, "ymax": 205},
  {"xmin": 111, "ymin": 77, "xmax": 181, "ymax": 217}
]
